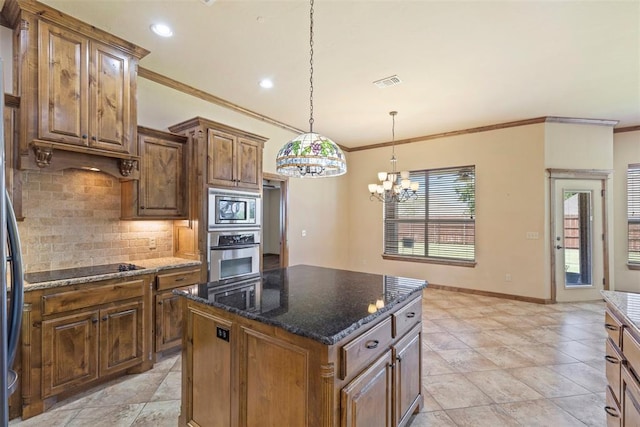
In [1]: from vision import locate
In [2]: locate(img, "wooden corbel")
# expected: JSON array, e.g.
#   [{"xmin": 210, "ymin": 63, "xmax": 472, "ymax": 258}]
[
  {"xmin": 32, "ymin": 145, "xmax": 53, "ymax": 168},
  {"xmin": 119, "ymin": 159, "xmax": 137, "ymax": 177}
]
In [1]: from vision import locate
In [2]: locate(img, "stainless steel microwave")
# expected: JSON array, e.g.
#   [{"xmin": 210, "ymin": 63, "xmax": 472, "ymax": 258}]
[{"xmin": 208, "ymin": 188, "xmax": 261, "ymax": 230}]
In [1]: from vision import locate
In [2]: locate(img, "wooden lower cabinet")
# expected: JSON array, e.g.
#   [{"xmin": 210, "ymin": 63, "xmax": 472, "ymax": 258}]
[
  {"xmin": 622, "ymin": 367, "xmax": 640, "ymax": 426},
  {"xmin": 42, "ymin": 310, "xmax": 99, "ymax": 397},
  {"xmin": 180, "ymin": 294, "xmax": 423, "ymax": 427},
  {"xmin": 21, "ymin": 276, "xmax": 153, "ymax": 419},
  {"xmin": 604, "ymin": 302, "xmax": 640, "ymax": 427},
  {"xmin": 341, "ymin": 350, "xmax": 393, "ymax": 427},
  {"xmin": 99, "ymin": 300, "xmax": 144, "ymax": 376},
  {"xmin": 153, "ymin": 267, "xmax": 200, "ymax": 356}
]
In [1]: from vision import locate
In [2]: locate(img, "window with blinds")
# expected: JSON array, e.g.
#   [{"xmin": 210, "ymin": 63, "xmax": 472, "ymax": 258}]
[
  {"xmin": 629, "ymin": 164, "xmax": 640, "ymax": 264},
  {"xmin": 384, "ymin": 165, "xmax": 475, "ymax": 262}
]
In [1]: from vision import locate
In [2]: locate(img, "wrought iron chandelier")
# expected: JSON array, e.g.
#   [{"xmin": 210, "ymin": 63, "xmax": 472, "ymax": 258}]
[
  {"xmin": 368, "ymin": 111, "xmax": 419, "ymax": 203},
  {"xmin": 275, "ymin": 0, "xmax": 347, "ymax": 178}
]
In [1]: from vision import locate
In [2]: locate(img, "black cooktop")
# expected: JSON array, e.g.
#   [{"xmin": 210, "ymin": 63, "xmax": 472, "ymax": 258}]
[{"xmin": 25, "ymin": 263, "xmax": 144, "ymax": 283}]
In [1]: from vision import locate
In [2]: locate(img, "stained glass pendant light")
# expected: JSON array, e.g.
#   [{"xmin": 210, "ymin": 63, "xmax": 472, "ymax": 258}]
[{"xmin": 275, "ymin": 0, "xmax": 347, "ymax": 178}]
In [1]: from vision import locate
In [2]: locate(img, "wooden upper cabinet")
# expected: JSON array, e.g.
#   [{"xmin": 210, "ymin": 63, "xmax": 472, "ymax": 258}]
[
  {"xmin": 38, "ymin": 21, "xmax": 132, "ymax": 153},
  {"xmin": 207, "ymin": 129, "xmax": 235, "ymax": 186},
  {"xmin": 236, "ymin": 138, "xmax": 262, "ymax": 189},
  {"xmin": 207, "ymin": 129, "xmax": 263, "ymax": 190},
  {"xmin": 6, "ymin": 0, "xmax": 149, "ymax": 177},
  {"xmin": 121, "ymin": 126, "xmax": 188, "ymax": 219},
  {"xmin": 169, "ymin": 117, "xmax": 267, "ymax": 192},
  {"xmin": 38, "ymin": 21, "xmax": 89, "ymax": 147}
]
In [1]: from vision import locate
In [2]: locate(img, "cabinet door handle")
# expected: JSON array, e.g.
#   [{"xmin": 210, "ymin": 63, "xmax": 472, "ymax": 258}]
[
  {"xmin": 604, "ymin": 355, "xmax": 620, "ymax": 364},
  {"xmin": 365, "ymin": 340, "xmax": 379, "ymax": 349},
  {"xmin": 158, "ymin": 301, "xmax": 163, "ymax": 306},
  {"xmin": 604, "ymin": 406, "xmax": 619, "ymax": 417},
  {"xmin": 406, "ymin": 312, "xmax": 416, "ymax": 318},
  {"xmin": 91, "ymin": 318, "xmax": 98, "ymax": 324},
  {"xmin": 102, "ymin": 316, "xmax": 108, "ymax": 321},
  {"xmin": 82, "ymin": 134, "xmax": 87, "ymax": 139},
  {"xmin": 604, "ymin": 324, "xmax": 618, "ymax": 331},
  {"xmin": 396, "ymin": 355, "xmax": 402, "ymax": 362},
  {"xmin": 91, "ymin": 136, "xmax": 97, "ymax": 141}
]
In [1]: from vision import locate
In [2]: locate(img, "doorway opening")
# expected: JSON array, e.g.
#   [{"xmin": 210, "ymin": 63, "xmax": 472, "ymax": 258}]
[
  {"xmin": 262, "ymin": 173, "xmax": 288, "ymax": 270},
  {"xmin": 549, "ymin": 169, "xmax": 611, "ymax": 302}
]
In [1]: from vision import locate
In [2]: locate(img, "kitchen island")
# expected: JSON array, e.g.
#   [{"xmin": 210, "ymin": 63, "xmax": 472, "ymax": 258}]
[{"xmin": 178, "ymin": 265, "xmax": 426, "ymax": 427}]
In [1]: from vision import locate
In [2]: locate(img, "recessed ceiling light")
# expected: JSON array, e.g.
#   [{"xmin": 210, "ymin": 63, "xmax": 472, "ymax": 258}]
[
  {"xmin": 259, "ymin": 79, "xmax": 274, "ymax": 89},
  {"xmin": 150, "ymin": 23, "xmax": 173, "ymax": 38}
]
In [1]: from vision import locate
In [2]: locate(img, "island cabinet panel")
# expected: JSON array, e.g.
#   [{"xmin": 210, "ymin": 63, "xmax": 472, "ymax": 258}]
[
  {"xmin": 180, "ymin": 287, "xmax": 424, "ymax": 427},
  {"xmin": 241, "ymin": 328, "xmax": 308, "ymax": 427},
  {"xmin": 41, "ymin": 310, "xmax": 99, "ymax": 398},
  {"xmin": 394, "ymin": 326, "xmax": 422, "ymax": 427},
  {"xmin": 341, "ymin": 349, "xmax": 393, "ymax": 427},
  {"xmin": 603, "ymin": 293, "xmax": 640, "ymax": 427},
  {"xmin": 622, "ymin": 367, "xmax": 640, "ymax": 426},
  {"xmin": 187, "ymin": 309, "xmax": 233, "ymax": 427}
]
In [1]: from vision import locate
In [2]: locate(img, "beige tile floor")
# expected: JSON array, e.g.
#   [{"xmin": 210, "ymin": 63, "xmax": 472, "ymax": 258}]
[{"xmin": 10, "ymin": 288, "xmax": 608, "ymax": 426}]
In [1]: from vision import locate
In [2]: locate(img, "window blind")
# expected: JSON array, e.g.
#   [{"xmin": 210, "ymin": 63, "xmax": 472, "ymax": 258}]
[
  {"xmin": 629, "ymin": 164, "xmax": 640, "ymax": 264},
  {"xmin": 384, "ymin": 165, "xmax": 475, "ymax": 261}
]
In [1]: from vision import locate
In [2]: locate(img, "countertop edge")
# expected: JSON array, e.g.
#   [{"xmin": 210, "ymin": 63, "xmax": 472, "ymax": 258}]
[
  {"xmin": 602, "ymin": 290, "xmax": 640, "ymax": 334},
  {"xmin": 178, "ymin": 284, "xmax": 426, "ymax": 345},
  {"xmin": 25, "ymin": 258, "xmax": 202, "ymax": 291}
]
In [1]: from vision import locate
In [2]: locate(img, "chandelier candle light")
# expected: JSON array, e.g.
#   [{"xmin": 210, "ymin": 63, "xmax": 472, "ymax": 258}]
[
  {"xmin": 275, "ymin": 0, "xmax": 347, "ymax": 178},
  {"xmin": 368, "ymin": 111, "xmax": 419, "ymax": 203}
]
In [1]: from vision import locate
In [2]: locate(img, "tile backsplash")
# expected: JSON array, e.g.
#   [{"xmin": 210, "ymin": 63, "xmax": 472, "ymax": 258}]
[{"xmin": 17, "ymin": 169, "xmax": 173, "ymax": 273}]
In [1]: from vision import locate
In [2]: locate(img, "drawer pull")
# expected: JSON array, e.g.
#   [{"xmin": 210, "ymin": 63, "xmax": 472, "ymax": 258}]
[
  {"xmin": 605, "ymin": 355, "xmax": 620, "ymax": 364},
  {"xmin": 175, "ymin": 277, "xmax": 186, "ymax": 282},
  {"xmin": 604, "ymin": 406, "xmax": 619, "ymax": 417},
  {"xmin": 605, "ymin": 324, "xmax": 618, "ymax": 331},
  {"xmin": 406, "ymin": 312, "xmax": 416, "ymax": 318},
  {"xmin": 365, "ymin": 340, "xmax": 379, "ymax": 349}
]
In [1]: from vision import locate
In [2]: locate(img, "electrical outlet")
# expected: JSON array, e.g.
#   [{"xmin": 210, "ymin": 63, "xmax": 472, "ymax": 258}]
[
  {"xmin": 526, "ymin": 232, "xmax": 539, "ymax": 240},
  {"xmin": 505, "ymin": 273, "xmax": 512, "ymax": 282},
  {"xmin": 149, "ymin": 237, "xmax": 157, "ymax": 249},
  {"xmin": 301, "ymin": 230, "xmax": 307, "ymax": 237}
]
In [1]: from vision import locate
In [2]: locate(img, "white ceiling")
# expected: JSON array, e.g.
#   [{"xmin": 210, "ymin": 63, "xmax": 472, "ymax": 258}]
[{"xmin": 42, "ymin": 0, "xmax": 640, "ymax": 149}]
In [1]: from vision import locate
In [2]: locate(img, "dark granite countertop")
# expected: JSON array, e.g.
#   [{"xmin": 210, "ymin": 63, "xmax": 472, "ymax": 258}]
[
  {"xmin": 602, "ymin": 290, "xmax": 640, "ymax": 334},
  {"xmin": 24, "ymin": 257, "xmax": 202, "ymax": 291},
  {"xmin": 179, "ymin": 265, "xmax": 427, "ymax": 345}
]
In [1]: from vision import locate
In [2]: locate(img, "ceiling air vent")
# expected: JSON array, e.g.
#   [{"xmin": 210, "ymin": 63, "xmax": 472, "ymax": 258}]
[{"xmin": 373, "ymin": 75, "xmax": 402, "ymax": 88}]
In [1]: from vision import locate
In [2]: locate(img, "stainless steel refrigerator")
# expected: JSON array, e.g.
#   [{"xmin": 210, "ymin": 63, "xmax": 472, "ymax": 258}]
[{"xmin": 0, "ymin": 57, "xmax": 25, "ymax": 426}]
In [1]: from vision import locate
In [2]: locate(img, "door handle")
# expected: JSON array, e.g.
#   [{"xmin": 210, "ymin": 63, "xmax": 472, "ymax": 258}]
[{"xmin": 556, "ymin": 245, "xmax": 563, "ymax": 249}]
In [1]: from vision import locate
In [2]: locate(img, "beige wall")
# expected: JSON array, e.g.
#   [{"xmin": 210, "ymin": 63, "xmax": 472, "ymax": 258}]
[
  {"xmin": 138, "ymin": 78, "xmax": 350, "ymax": 269},
  {"xmin": 613, "ymin": 130, "xmax": 640, "ymax": 291},
  {"xmin": 347, "ymin": 124, "xmax": 550, "ymax": 299}
]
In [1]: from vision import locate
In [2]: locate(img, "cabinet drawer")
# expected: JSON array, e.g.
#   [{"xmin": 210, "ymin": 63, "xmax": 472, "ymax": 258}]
[
  {"xmin": 392, "ymin": 297, "xmax": 421, "ymax": 338},
  {"xmin": 605, "ymin": 385, "xmax": 621, "ymax": 427},
  {"xmin": 605, "ymin": 309, "xmax": 623, "ymax": 347},
  {"xmin": 623, "ymin": 329, "xmax": 640, "ymax": 378},
  {"xmin": 42, "ymin": 279, "xmax": 145, "ymax": 316},
  {"xmin": 606, "ymin": 338, "xmax": 623, "ymax": 405},
  {"xmin": 621, "ymin": 366, "xmax": 640, "ymax": 427},
  {"xmin": 341, "ymin": 317, "xmax": 392, "ymax": 380},
  {"xmin": 156, "ymin": 269, "xmax": 201, "ymax": 291}
]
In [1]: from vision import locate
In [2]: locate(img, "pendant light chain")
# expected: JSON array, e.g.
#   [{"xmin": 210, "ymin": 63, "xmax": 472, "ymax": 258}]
[
  {"xmin": 274, "ymin": 0, "xmax": 347, "ymax": 178},
  {"xmin": 390, "ymin": 111, "xmax": 397, "ymax": 173},
  {"xmin": 309, "ymin": 0, "xmax": 315, "ymax": 133}
]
